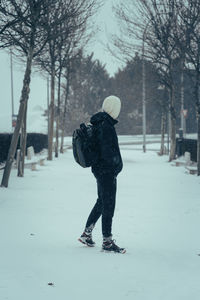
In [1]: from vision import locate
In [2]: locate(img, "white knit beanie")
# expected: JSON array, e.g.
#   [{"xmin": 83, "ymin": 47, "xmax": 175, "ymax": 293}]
[{"xmin": 102, "ymin": 95, "xmax": 121, "ymax": 119}]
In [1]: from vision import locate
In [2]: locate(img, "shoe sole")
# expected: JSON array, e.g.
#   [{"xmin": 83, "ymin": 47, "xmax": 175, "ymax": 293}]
[
  {"xmin": 78, "ymin": 238, "xmax": 95, "ymax": 247},
  {"xmin": 101, "ymin": 248, "xmax": 126, "ymax": 254}
]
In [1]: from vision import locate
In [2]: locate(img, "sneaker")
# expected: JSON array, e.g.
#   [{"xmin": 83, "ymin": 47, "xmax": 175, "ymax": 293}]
[
  {"xmin": 78, "ymin": 232, "xmax": 95, "ymax": 247},
  {"xmin": 102, "ymin": 239, "xmax": 126, "ymax": 254}
]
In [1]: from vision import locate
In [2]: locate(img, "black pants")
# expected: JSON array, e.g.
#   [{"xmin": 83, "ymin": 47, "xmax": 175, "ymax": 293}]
[{"xmin": 85, "ymin": 174, "xmax": 117, "ymax": 238}]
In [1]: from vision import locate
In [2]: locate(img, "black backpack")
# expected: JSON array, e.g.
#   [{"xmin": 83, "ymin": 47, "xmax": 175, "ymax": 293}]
[{"xmin": 72, "ymin": 123, "xmax": 98, "ymax": 168}]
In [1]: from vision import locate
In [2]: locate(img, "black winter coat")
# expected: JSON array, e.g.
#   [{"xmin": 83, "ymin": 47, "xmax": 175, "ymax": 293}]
[{"xmin": 90, "ymin": 112, "xmax": 123, "ymax": 178}]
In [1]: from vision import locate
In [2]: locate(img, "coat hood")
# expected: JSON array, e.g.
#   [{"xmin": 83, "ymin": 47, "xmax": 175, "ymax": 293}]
[{"xmin": 90, "ymin": 112, "xmax": 118, "ymax": 126}]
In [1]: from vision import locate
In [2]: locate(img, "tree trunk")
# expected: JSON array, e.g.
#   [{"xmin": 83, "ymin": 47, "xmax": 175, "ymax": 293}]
[
  {"xmin": 197, "ymin": 114, "xmax": 200, "ymax": 176},
  {"xmin": 55, "ymin": 69, "xmax": 61, "ymax": 158},
  {"xmin": 48, "ymin": 65, "xmax": 55, "ymax": 161},
  {"xmin": 169, "ymin": 86, "xmax": 176, "ymax": 162},
  {"xmin": 17, "ymin": 103, "xmax": 27, "ymax": 177},
  {"xmin": 1, "ymin": 48, "xmax": 34, "ymax": 188},
  {"xmin": 196, "ymin": 70, "xmax": 200, "ymax": 176},
  {"xmin": 160, "ymin": 111, "xmax": 166, "ymax": 155},
  {"xmin": 60, "ymin": 111, "xmax": 65, "ymax": 154},
  {"xmin": 60, "ymin": 74, "xmax": 70, "ymax": 154}
]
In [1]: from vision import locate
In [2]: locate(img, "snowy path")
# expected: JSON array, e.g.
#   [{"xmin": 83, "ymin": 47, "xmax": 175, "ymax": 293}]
[{"xmin": 0, "ymin": 148, "xmax": 200, "ymax": 300}]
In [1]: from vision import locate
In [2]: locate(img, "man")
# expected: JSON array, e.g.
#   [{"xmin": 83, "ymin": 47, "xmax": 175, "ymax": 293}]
[{"xmin": 78, "ymin": 95, "xmax": 125, "ymax": 253}]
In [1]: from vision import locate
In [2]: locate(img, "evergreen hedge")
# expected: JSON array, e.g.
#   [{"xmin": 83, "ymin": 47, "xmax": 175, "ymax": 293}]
[
  {"xmin": 0, "ymin": 133, "xmax": 48, "ymax": 163},
  {"xmin": 176, "ymin": 138, "xmax": 197, "ymax": 162}
]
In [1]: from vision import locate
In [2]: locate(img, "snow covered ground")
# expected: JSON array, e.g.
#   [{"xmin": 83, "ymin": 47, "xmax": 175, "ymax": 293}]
[{"xmin": 0, "ymin": 141, "xmax": 200, "ymax": 300}]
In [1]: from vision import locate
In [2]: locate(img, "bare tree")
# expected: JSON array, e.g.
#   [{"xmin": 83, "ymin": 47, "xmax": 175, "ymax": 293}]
[
  {"xmin": 142, "ymin": 0, "xmax": 180, "ymax": 161},
  {"xmin": 59, "ymin": 47, "xmax": 85, "ymax": 154},
  {"xmin": 54, "ymin": 24, "xmax": 89, "ymax": 157},
  {"xmin": 0, "ymin": 0, "xmax": 52, "ymax": 188},
  {"xmin": 17, "ymin": 104, "xmax": 27, "ymax": 176},
  {"xmin": 60, "ymin": 63, "xmax": 71, "ymax": 154},
  {"xmin": 174, "ymin": 0, "xmax": 200, "ymax": 174},
  {"xmin": 58, "ymin": 25, "xmax": 94, "ymax": 154},
  {"xmin": 56, "ymin": 42, "xmax": 76, "ymax": 156},
  {"xmin": 36, "ymin": 0, "xmax": 100, "ymax": 160},
  {"xmin": 113, "ymin": 0, "xmax": 183, "ymax": 161}
]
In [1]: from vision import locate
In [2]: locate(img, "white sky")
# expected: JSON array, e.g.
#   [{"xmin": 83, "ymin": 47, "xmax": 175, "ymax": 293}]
[{"xmin": 0, "ymin": 0, "xmax": 124, "ymax": 133}]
